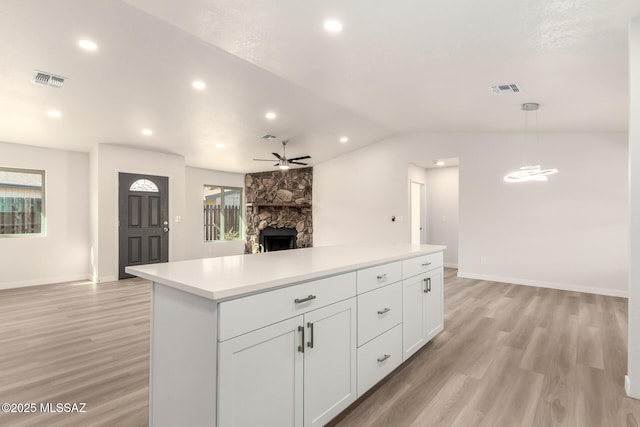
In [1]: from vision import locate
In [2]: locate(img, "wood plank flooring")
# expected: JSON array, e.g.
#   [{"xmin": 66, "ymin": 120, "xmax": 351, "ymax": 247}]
[
  {"xmin": 0, "ymin": 278, "xmax": 150, "ymax": 427},
  {"xmin": 329, "ymin": 270, "xmax": 640, "ymax": 427},
  {"xmin": 1, "ymin": 270, "xmax": 639, "ymax": 426}
]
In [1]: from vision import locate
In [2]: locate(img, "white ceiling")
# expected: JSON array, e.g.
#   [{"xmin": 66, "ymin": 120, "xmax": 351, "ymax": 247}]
[{"xmin": 1, "ymin": 0, "xmax": 638, "ymax": 172}]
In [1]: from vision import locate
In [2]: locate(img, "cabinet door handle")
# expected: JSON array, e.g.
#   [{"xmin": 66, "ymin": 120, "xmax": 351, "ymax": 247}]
[
  {"xmin": 307, "ymin": 322, "xmax": 314, "ymax": 349},
  {"xmin": 421, "ymin": 262, "xmax": 432, "ymax": 267},
  {"xmin": 298, "ymin": 326, "xmax": 305, "ymax": 353},
  {"xmin": 423, "ymin": 277, "xmax": 431, "ymax": 293},
  {"xmin": 376, "ymin": 273, "xmax": 389, "ymax": 280},
  {"xmin": 377, "ymin": 354, "xmax": 391, "ymax": 363},
  {"xmin": 294, "ymin": 294, "xmax": 316, "ymax": 304},
  {"xmin": 377, "ymin": 307, "xmax": 391, "ymax": 315}
]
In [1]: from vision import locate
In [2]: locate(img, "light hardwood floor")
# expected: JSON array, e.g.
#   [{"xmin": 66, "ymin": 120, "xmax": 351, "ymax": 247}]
[{"xmin": 1, "ymin": 271, "xmax": 639, "ymax": 426}]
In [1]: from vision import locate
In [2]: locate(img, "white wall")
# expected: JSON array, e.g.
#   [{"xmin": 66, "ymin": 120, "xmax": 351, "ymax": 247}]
[
  {"xmin": 627, "ymin": 16, "xmax": 640, "ymax": 399},
  {"xmin": 426, "ymin": 166, "xmax": 459, "ymax": 268},
  {"xmin": 92, "ymin": 144, "xmax": 187, "ymax": 282},
  {"xmin": 184, "ymin": 166, "xmax": 245, "ymax": 260},
  {"xmin": 0, "ymin": 142, "xmax": 90, "ymax": 288},
  {"xmin": 315, "ymin": 131, "xmax": 628, "ymax": 297}
]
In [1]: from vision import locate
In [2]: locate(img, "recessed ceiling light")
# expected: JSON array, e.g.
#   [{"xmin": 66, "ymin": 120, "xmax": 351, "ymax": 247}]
[
  {"xmin": 141, "ymin": 129, "xmax": 153, "ymax": 136},
  {"xmin": 78, "ymin": 39, "xmax": 98, "ymax": 51},
  {"xmin": 324, "ymin": 20, "xmax": 343, "ymax": 33},
  {"xmin": 339, "ymin": 136, "xmax": 349, "ymax": 143},
  {"xmin": 215, "ymin": 143, "xmax": 224, "ymax": 149},
  {"xmin": 433, "ymin": 160, "xmax": 445, "ymax": 166},
  {"xmin": 192, "ymin": 81, "xmax": 206, "ymax": 90},
  {"xmin": 265, "ymin": 111, "xmax": 277, "ymax": 120},
  {"xmin": 46, "ymin": 110, "xmax": 62, "ymax": 118}
]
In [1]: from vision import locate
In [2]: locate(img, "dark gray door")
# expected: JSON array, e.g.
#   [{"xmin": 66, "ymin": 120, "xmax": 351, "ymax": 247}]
[{"xmin": 118, "ymin": 173, "xmax": 169, "ymax": 279}]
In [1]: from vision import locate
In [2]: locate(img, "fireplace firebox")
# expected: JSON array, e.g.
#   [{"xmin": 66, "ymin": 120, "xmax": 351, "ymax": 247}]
[{"xmin": 260, "ymin": 227, "xmax": 297, "ymax": 252}]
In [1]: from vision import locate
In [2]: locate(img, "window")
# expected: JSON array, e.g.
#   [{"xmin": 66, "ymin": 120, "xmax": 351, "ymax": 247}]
[
  {"xmin": 130, "ymin": 179, "xmax": 159, "ymax": 192},
  {"xmin": 203, "ymin": 185, "xmax": 242, "ymax": 241},
  {"xmin": 0, "ymin": 168, "xmax": 45, "ymax": 236}
]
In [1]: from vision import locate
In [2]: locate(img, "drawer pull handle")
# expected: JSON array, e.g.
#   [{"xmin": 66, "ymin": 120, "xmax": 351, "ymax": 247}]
[
  {"xmin": 377, "ymin": 307, "xmax": 391, "ymax": 315},
  {"xmin": 307, "ymin": 322, "xmax": 314, "ymax": 349},
  {"xmin": 377, "ymin": 354, "xmax": 391, "ymax": 363},
  {"xmin": 376, "ymin": 273, "xmax": 390, "ymax": 280},
  {"xmin": 298, "ymin": 326, "xmax": 305, "ymax": 353},
  {"xmin": 421, "ymin": 262, "xmax": 432, "ymax": 267},
  {"xmin": 423, "ymin": 277, "xmax": 431, "ymax": 293},
  {"xmin": 295, "ymin": 294, "xmax": 317, "ymax": 304}
]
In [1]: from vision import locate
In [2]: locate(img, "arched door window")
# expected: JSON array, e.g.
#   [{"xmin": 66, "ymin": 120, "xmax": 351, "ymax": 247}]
[{"xmin": 129, "ymin": 179, "xmax": 159, "ymax": 192}]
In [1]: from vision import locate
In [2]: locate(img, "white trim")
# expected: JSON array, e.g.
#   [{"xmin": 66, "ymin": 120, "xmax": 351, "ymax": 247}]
[
  {"xmin": 444, "ymin": 262, "xmax": 458, "ymax": 269},
  {"xmin": 0, "ymin": 273, "xmax": 92, "ymax": 290},
  {"xmin": 457, "ymin": 271, "xmax": 628, "ymax": 298}
]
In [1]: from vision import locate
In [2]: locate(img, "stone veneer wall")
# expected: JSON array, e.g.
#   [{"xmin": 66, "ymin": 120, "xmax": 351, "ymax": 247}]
[{"xmin": 245, "ymin": 167, "xmax": 312, "ymax": 253}]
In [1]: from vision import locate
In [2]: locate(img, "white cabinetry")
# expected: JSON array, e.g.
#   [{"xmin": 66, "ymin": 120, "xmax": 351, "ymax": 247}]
[
  {"xmin": 402, "ymin": 254, "xmax": 444, "ymax": 361},
  {"xmin": 218, "ymin": 274, "xmax": 357, "ymax": 427}
]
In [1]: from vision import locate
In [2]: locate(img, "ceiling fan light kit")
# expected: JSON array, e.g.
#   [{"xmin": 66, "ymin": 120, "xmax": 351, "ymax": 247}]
[{"xmin": 504, "ymin": 103, "xmax": 559, "ymax": 183}]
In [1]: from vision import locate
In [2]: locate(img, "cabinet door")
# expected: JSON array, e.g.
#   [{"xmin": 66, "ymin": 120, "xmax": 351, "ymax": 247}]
[
  {"xmin": 424, "ymin": 268, "xmax": 444, "ymax": 342},
  {"xmin": 304, "ymin": 298, "xmax": 357, "ymax": 427},
  {"xmin": 218, "ymin": 316, "xmax": 303, "ymax": 427},
  {"xmin": 402, "ymin": 273, "xmax": 427, "ymax": 360}
]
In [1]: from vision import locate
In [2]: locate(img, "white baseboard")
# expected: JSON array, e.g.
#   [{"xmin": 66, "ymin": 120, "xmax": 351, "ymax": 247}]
[
  {"xmin": 0, "ymin": 273, "xmax": 92, "ymax": 290},
  {"xmin": 97, "ymin": 275, "xmax": 118, "ymax": 283},
  {"xmin": 444, "ymin": 262, "xmax": 459, "ymax": 269},
  {"xmin": 456, "ymin": 271, "xmax": 628, "ymax": 298}
]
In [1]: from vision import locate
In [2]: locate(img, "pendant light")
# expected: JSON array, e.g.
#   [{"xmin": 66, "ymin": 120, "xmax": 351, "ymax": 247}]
[{"xmin": 504, "ymin": 103, "xmax": 558, "ymax": 183}]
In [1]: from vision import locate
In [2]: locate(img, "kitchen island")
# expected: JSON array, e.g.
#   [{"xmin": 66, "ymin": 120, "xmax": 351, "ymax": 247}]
[{"xmin": 126, "ymin": 243, "xmax": 446, "ymax": 427}]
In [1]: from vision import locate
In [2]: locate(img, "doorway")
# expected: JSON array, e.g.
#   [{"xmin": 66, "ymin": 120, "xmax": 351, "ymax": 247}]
[
  {"xmin": 118, "ymin": 173, "xmax": 169, "ymax": 279},
  {"xmin": 410, "ymin": 181, "xmax": 425, "ymax": 244}
]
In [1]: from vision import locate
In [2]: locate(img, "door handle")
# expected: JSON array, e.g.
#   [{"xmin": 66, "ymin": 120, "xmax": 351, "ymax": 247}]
[
  {"xmin": 307, "ymin": 322, "xmax": 314, "ymax": 349},
  {"xmin": 423, "ymin": 277, "xmax": 431, "ymax": 293},
  {"xmin": 377, "ymin": 354, "xmax": 391, "ymax": 363},
  {"xmin": 298, "ymin": 326, "xmax": 305, "ymax": 353},
  {"xmin": 163, "ymin": 227, "xmax": 170, "ymax": 233}
]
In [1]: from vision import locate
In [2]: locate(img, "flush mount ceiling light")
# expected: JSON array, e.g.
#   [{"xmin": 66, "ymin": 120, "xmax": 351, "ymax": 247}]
[
  {"xmin": 46, "ymin": 110, "xmax": 62, "ymax": 118},
  {"xmin": 78, "ymin": 39, "xmax": 98, "ymax": 51},
  {"xmin": 215, "ymin": 143, "xmax": 224, "ymax": 149},
  {"xmin": 339, "ymin": 136, "xmax": 349, "ymax": 143},
  {"xmin": 433, "ymin": 160, "xmax": 445, "ymax": 166},
  {"xmin": 265, "ymin": 111, "xmax": 277, "ymax": 120},
  {"xmin": 192, "ymin": 81, "xmax": 206, "ymax": 90},
  {"xmin": 504, "ymin": 103, "xmax": 558, "ymax": 183},
  {"xmin": 324, "ymin": 19, "xmax": 343, "ymax": 33},
  {"xmin": 141, "ymin": 129, "xmax": 153, "ymax": 136}
]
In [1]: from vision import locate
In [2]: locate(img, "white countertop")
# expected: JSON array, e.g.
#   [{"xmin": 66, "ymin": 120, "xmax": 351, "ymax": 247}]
[{"xmin": 126, "ymin": 243, "xmax": 446, "ymax": 301}]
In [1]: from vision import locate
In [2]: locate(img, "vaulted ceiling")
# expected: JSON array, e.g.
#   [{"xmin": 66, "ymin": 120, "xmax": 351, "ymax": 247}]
[{"xmin": 1, "ymin": 0, "xmax": 638, "ymax": 172}]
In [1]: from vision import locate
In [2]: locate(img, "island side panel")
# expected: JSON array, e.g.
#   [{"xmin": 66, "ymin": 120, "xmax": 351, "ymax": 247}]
[{"xmin": 151, "ymin": 282, "xmax": 218, "ymax": 427}]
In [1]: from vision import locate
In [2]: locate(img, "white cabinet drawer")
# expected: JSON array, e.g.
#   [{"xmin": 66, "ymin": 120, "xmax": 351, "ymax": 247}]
[
  {"xmin": 356, "ymin": 261, "xmax": 402, "ymax": 294},
  {"xmin": 402, "ymin": 252, "xmax": 443, "ymax": 279},
  {"xmin": 357, "ymin": 282, "xmax": 402, "ymax": 346},
  {"xmin": 219, "ymin": 272, "xmax": 356, "ymax": 341},
  {"xmin": 357, "ymin": 324, "xmax": 402, "ymax": 397}
]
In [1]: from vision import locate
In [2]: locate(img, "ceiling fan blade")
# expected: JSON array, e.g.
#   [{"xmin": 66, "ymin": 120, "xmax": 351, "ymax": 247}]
[
  {"xmin": 289, "ymin": 161, "xmax": 308, "ymax": 166},
  {"xmin": 253, "ymin": 158, "xmax": 275, "ymax": 161},
  {"xmin": 272, "ymin": 152, "xmax": 282, "ymax": 160},
  {"xmin": 288, "ymin": 155, "xmax": 311, "ymax": 161}
]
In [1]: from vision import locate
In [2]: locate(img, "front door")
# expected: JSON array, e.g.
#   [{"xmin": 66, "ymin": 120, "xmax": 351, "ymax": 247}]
[{"xmin": 118, "ymin": 173, "xmax": 169, "ymax": 279}]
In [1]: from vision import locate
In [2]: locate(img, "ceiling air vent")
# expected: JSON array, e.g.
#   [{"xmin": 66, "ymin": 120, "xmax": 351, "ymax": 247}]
[
  {"xmin": 489, "ymin": 83, "xmax": 521, "ymax": 94},
  {"xmin": 32, "ymin": 70, "xmax": 66, "ymax": 88}
]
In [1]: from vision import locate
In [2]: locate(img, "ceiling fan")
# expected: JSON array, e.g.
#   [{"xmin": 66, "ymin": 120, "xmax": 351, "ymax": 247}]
[{"xmin": 253, "ymin": 140, "xmax": 311, "ymax": 170}]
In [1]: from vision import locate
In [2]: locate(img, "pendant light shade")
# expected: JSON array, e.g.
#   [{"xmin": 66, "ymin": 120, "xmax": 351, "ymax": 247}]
[{"xmin": 504, "ymin": 103, "xmax": 558, "ymax": 183}]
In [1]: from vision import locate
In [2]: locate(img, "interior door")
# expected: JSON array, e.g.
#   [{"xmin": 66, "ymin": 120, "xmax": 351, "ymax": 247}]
[
  {"xmin": 118, "ymin": 173, "xmax": 169, "ymax": 279},
  {"xmin": 410, "ymin": 181, "xmax": 424, "ymax": 244}
]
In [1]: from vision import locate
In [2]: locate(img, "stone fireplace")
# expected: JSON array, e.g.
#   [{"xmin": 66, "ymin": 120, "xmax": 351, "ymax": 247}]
[{"xmin": 245, "ymin": 167, "xmax": 312, "ymax": 254}]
